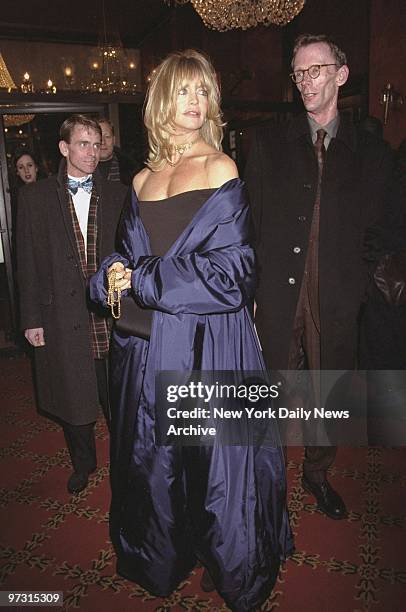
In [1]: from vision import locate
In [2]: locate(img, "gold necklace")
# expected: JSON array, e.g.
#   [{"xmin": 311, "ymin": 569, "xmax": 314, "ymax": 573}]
[
  {"xmin": 173, "ymin": 136, "xmax": 200, "ymax": 157},
  {"xmin": 174, "ymin": 141, "xmax": 194, "ymax": 155},
  {"xmin": 167, "ymin": 136, "xmax": 200, "ymax": 167}
]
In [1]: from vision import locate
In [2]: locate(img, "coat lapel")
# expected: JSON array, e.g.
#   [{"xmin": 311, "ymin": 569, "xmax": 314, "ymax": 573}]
[{"xmin": 56, "ymin": 159, "xmax": 86, "ymax": 287}]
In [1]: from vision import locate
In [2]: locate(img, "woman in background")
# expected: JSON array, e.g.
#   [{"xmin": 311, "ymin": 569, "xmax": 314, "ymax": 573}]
[
  {"xmin": 10, "ymin": 149, "xmax": 45, "ymax": 247},
  {"xmin": 90, "ymin": 49, "xmax": 292, "ymax": 611},
  {"xmin": 13, "ymin": 149, "xmax": 39, "ymax": 185}
]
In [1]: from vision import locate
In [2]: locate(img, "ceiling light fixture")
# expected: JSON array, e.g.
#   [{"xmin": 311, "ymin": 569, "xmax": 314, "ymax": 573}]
[{"xmin": 164, "ymin": 0, "xmax": 306, "ymax": 30}]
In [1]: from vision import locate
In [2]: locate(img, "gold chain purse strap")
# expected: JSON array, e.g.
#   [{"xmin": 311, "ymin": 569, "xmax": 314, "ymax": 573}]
[{"xmin": 107, "ymin": 267, "xmax": 122, "ymax": 319}]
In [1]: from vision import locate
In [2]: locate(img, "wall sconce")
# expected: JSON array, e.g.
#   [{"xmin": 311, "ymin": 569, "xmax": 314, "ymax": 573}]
[
  {"xmin": 124, "ymin": 56, "xmax": 138, "ymax": 92},
  {"xmin": 63, "ymin": 65, "xmax": 75, "ymax": 89},
  {"xmin": 86, "ymin": 58, "xmax": 100, "ymax": 92},
  {"xmin": 380, "ymin": 83, "xmax": 403, "ymax": 125},
  {"xmin": 20, "ymin": 72, "xmax": 34, "ymax": 94},
  {"xmin": 45, "ymin": 79, "xmax": 57, "ymax": 94}
]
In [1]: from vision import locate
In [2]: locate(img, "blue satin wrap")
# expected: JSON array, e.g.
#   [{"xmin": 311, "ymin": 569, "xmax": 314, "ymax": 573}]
[{"xmin": 90, "ymin": 179, "xmax": 293, "ymax": 611}]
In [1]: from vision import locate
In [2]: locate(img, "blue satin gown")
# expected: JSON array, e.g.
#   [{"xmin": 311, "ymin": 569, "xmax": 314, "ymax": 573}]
[{"xmin": 90, "ymin": 179, "xmax": 293, "ymax": 611}]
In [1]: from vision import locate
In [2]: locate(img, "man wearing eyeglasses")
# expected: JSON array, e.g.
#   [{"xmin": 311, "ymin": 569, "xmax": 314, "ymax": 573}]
[{"xmin": 245, "ymin": 34, "xmax": 393, "ymax": 520}]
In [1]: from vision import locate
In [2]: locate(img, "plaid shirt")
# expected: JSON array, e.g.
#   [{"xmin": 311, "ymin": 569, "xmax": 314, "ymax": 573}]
[{"xmin": 66, "ymin": 177, "xmax": 110, "ymax": 359}]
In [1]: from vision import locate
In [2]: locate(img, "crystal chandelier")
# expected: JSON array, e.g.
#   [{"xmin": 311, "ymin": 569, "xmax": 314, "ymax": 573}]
[
  {"xmin": 164, "ymin": 0, "xmax": 306, "ymax": 30},
  {"xmin": 87, "ymin": 0, "xmax": 137, "ymax": 94},
  {"xmin": 0, "ymin": 51, "xmax": 17, "ymax": 92},
  {"xmin": 4, "ymin": 114, "xmax": 35, "ymax": 128},
  {"xmin": 87, "ymin": 43, "xmax": 128, "ymax": 94}
]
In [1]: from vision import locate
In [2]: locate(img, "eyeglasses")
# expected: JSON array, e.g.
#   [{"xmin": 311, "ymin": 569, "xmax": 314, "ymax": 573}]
[{"xmin": 290, "ymin": 64, "xmax": 338, "ymax": 84}]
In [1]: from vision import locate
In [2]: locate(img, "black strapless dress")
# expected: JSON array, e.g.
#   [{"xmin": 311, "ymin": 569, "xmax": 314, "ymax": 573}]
[
  {"xmin": 139, "ymin": 189, "xmax": 216, "ymax": 256},
  {"xmin": 116, "ymin": 189, "xmax": 216, "ymax": 338}
]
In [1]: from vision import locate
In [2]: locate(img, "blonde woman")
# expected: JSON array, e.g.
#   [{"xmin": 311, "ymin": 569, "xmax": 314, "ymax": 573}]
[{"xmin": 90, "ymin": 49, "xmax": 292, "ymax": 611}]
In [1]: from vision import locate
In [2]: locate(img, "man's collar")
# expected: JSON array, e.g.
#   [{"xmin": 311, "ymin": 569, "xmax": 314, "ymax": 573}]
[
  {"xmin": 307, "ymin": 114, "xmax": 339, "ymax": 140},
  {"xmin": 67, "ymin": 173, "xmax": 92, "ymax": 182},
  {"xmin": 287, "ymin": 111, "xmax": 356, "ymax": 151}
]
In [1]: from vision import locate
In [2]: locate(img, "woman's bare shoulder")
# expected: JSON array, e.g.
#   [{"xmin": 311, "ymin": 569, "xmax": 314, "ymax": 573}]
[
  {"xmin": 205, "ymin": 151, "xmax": 239, "ymax": 188},
  {"xmin": 132, "ymin": 167, "xmax": 152, "ymax": 196}
]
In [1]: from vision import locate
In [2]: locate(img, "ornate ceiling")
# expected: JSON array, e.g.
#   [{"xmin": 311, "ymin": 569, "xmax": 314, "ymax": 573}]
[{"xmin": 0, "ymin": 0, "xmax": 177, "ymax": 47}]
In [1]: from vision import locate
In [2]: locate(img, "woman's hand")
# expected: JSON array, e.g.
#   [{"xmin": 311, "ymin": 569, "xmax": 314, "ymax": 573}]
[{"xmin": 108, "ymin": 262, "xmax": 132, "ymax": 291}]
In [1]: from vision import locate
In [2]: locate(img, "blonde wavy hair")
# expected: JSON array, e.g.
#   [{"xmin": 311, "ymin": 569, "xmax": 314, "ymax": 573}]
[{"xmin": 144, "ymin": 49, "xmax": 225, "ymax": 171}]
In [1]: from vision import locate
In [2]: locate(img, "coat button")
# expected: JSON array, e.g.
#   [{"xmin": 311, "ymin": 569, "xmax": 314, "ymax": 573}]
[
  {"xmin": 288, "ymin": 277, "xmax": 296, "ymax": 285},
  {"xmin": 298, "ymin": 215, "xmax": 307, "ymax": 222},
  {"xmin": 70, "ymin": 289, "xmax": 77, "ymax": 296},
  {"xmin": 303, "ymin": 183, "xmax": 312, "ymax": 189},
  {"xmin": 293, "ymin": 246, "xmax": 301, "ymax": 254}
]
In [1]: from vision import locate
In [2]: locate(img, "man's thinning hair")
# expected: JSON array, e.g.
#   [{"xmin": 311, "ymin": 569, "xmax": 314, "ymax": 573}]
[
  {"xmin": 291, "ymin": 34, "xmax": 347, "ymax": 68},
  {"xmin": 60, "ymin": 114, "xmax": 102, "ymax": 143}
]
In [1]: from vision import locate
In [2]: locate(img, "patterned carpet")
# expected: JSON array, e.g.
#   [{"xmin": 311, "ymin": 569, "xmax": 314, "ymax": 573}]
[{"xmin": 1, "ymin": 355, "xmax": 405, "ymax": 611}]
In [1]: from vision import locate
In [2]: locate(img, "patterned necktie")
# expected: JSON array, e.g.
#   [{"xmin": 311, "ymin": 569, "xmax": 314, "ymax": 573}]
[
  {"xmin": 314, "ymin": 128, "xmax": 326, "ymax": 185},
  {"xmin": 67, "ymin": 175, "xmax": 93, "ymax": 195},
  {"xmin": 305, "ymin": 128, "xmax": 327, "ymax": 336}
]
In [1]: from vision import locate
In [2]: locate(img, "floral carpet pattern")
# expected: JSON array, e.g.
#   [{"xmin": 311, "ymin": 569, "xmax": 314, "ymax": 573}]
[{"xmin": 1, "ymin": 356, "xmax": 405, "ymax": 611}]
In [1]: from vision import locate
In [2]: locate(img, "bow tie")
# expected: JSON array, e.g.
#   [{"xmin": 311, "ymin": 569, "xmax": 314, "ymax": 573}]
[{"xmin": 68, "ymin": 176, "xmax": 93, "ymax": 195}]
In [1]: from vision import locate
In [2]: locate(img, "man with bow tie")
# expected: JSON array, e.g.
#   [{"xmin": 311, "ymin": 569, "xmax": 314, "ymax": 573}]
[{"xmin": 17, "ymin": 114, "xmax": 127, "ymax": 494}]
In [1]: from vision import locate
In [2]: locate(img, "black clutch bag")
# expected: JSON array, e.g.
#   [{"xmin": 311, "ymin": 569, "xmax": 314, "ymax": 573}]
[{"xmin": 115, "ymin": 296, "xmax": 153, "ymax": 340}]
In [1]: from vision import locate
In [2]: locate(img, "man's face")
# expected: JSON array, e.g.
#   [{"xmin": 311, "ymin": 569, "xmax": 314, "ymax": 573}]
[
  {"xmin": 99, "ymin": 121, "xmax": 115, "ymax": 161},
  {"xmin": 293, "ymin": 42, "xmax": 348, "ymax": 120},
  {"xmin": 59, "ymin": 125, "xmax": 101, "ymax": 177}
]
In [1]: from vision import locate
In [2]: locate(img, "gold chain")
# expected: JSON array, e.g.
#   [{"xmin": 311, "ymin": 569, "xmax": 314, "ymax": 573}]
[
  {"xmin": 174, "ymin": 140, "xmax": 196, "ymax": 155},
  {"xmin": 107, "ymin": 268, "xmax": 122, "ymax": 319},
  {"xmin": 168, "ymin": 136, "xmax": 200, "ymax": 166}
]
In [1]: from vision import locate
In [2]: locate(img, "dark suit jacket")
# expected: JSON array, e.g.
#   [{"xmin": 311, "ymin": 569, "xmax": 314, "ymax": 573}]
[
  {"xmin": 17, "ymin": 159, "xmax": 127, "ymax": 425},
  {"xmin": 245, "ymin": 112, "xmax": 393, "ymax": 370}
]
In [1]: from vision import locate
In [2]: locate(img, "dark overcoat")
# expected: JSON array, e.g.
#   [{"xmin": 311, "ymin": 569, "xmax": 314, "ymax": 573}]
[
  {"xmin": 17, "ymin": 160, "xmax": 127, "ymax": 425},
  {"xmin": 245, "ymin": 112, "xmax": 393, "ymax": 370}
]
